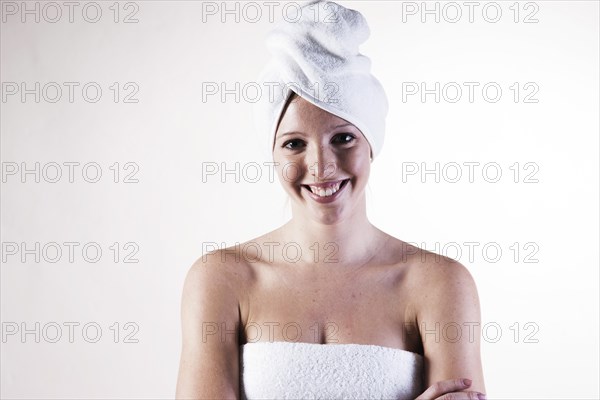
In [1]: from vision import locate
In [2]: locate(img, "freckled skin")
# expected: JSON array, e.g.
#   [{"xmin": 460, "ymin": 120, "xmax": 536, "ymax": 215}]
[
  {"xmin": 176, "ymin": 94, "xmax": 486, "ymax": 399},
  {"xmin": 273, "ymin": 94, "xmax": 373, "ymax": 226}
]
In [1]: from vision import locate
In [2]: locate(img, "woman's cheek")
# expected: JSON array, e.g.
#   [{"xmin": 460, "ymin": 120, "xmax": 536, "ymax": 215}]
[
  {"xmin": 340, "ymin": 152, "xmax": 369, "ymax": 174},
  {"xmin": 275, "ymin": 158, "xmax": 303, "ymax": 187}
]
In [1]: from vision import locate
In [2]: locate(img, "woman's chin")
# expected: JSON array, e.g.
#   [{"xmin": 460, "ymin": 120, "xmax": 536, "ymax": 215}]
[{"xmin": 306, "ymin": 205, "xmax": 347, "ymax": 225}]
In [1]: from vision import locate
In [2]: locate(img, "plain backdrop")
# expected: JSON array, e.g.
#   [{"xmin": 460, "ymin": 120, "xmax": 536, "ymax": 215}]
[{"xmin": 1, "ymin": 1, "xmax": 598, "ymax": 398}]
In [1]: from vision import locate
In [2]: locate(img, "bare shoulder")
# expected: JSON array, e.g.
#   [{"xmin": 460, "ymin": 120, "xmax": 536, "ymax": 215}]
[
  {"xmin": 389, "ymin": 239, "xmax": 478, "ymax": 297},
  {"xmin": 183, "ymin": 229, "xmax": 282, "ymax": 299},
  {"xmin": 381, "ymin": 236, "xmax": 481, "ymax": 323},
  {"xmin": 184, "ymin": 245, "xmax": 254, "ymax": 298},
  {"xmin": 196, "ymin": 245, "xmax": 254, "ymax": 274},
  {"xmin": 176, "ymin": 245, "xmax": 259, "ymax": 398},
  {"xmin": 383, "ymin": 238, "xmax": 485, "ymax": 391}
]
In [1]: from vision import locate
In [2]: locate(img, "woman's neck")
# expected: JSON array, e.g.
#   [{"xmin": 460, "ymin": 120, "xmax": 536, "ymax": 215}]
[{"xmin": 278, "ymin": 208, "xmax": 387, "ymax": 269}]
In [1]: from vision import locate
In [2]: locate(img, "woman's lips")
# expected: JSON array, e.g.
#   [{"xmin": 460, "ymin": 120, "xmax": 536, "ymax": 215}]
[{"xmin": 301, "ymin": 179, "xmax": 350, "ymax": 203}]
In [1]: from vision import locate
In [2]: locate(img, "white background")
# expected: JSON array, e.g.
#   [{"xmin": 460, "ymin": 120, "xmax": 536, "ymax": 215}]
[{"xmin": 1, "ymin": 1, "xmax": 598, "ymax": 398}]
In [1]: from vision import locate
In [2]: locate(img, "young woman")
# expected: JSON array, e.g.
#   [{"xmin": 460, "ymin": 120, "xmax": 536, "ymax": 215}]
[{"xmin": 176, "ymin": 1, "xmax": 486, "ymax": 399}]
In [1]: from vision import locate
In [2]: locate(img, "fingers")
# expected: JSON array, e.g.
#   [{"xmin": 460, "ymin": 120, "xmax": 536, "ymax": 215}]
[
  {"xmin": 415, "ymin": 378, "xmax": 486, "ymax": 400},
  {"xmin": 415, "ymin": 378, "xmax": 470, "ymax": 400},
  {"xmin": 437, "ymin": 391, "xmax": 485, "ymax": 400}
]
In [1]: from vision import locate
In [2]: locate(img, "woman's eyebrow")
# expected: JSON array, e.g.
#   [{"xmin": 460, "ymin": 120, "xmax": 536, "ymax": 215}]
[
  {"xmin": 278, "ymin": 130, "xmax": 307, "ymax": 138},
  {"xmin": 331, "ymin": 123, "xmax": 353, "ymax": 130},
  {"xmin": 278, "ymin": 123, "xmax": 353, "ymax": 138}
]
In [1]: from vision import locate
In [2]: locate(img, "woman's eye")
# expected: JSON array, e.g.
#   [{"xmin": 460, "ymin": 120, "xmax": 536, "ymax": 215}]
[
  {"xmin": 333, "ymin": 133, "xmax": 355, "ymax": 144},
  {"xmin": 283, "ymin": 139, "xmax": 306, "ymax": 150}
]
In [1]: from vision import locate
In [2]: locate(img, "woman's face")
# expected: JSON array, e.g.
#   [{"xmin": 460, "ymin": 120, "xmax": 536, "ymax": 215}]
[{"xmin": 272, "ymin": 95, "xmax": 372, "ymax": 224}]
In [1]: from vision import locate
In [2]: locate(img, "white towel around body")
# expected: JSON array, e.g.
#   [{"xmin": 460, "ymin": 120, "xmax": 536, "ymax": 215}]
[{"xmin": 240, "ymin": 341, "xmax": 424, "ymax": 400}]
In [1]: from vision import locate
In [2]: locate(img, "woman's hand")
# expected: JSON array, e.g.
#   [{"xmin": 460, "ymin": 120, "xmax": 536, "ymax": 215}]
[{"xmin": 415, "ymin": 378, "xmax": 487, "ymax": 400}]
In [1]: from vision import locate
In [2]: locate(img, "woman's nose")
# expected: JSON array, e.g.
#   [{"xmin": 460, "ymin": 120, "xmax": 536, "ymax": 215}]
[{"xmin": 306, "ymin": 144, "xmax": 337, "ymax": 181}]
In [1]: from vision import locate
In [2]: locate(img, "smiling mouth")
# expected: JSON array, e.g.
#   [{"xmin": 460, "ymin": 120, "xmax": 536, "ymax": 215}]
[{"xmin": 302, "ymin": 179, "xmax": 350, "ymax": 198}]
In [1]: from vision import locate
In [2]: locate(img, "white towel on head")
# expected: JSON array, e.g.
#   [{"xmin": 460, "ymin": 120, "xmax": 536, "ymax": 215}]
[{"xmin": 253, "ymin": 0, "xmax": 389, "ymax": 160}]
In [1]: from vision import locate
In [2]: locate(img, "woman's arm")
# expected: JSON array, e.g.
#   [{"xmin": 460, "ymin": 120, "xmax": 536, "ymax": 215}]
[
  {"xmin": 175, "ymin": 253, "xmax": 241, "ymax": 399},
  {"xmin": 416, "ymin": 258, "xmax": 486, "ymax": 396}
]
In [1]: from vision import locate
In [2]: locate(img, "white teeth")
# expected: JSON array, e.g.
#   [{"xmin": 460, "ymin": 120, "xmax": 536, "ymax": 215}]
[{"xmin": 308, "ymin": 180, "xmax": 344, "ymax": 197}]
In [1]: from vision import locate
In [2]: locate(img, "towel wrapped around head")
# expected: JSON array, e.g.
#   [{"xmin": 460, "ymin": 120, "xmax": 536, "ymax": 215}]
[{"xmin": 253, "ymin": 0, "xmax": 388, "ymax": 159}]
